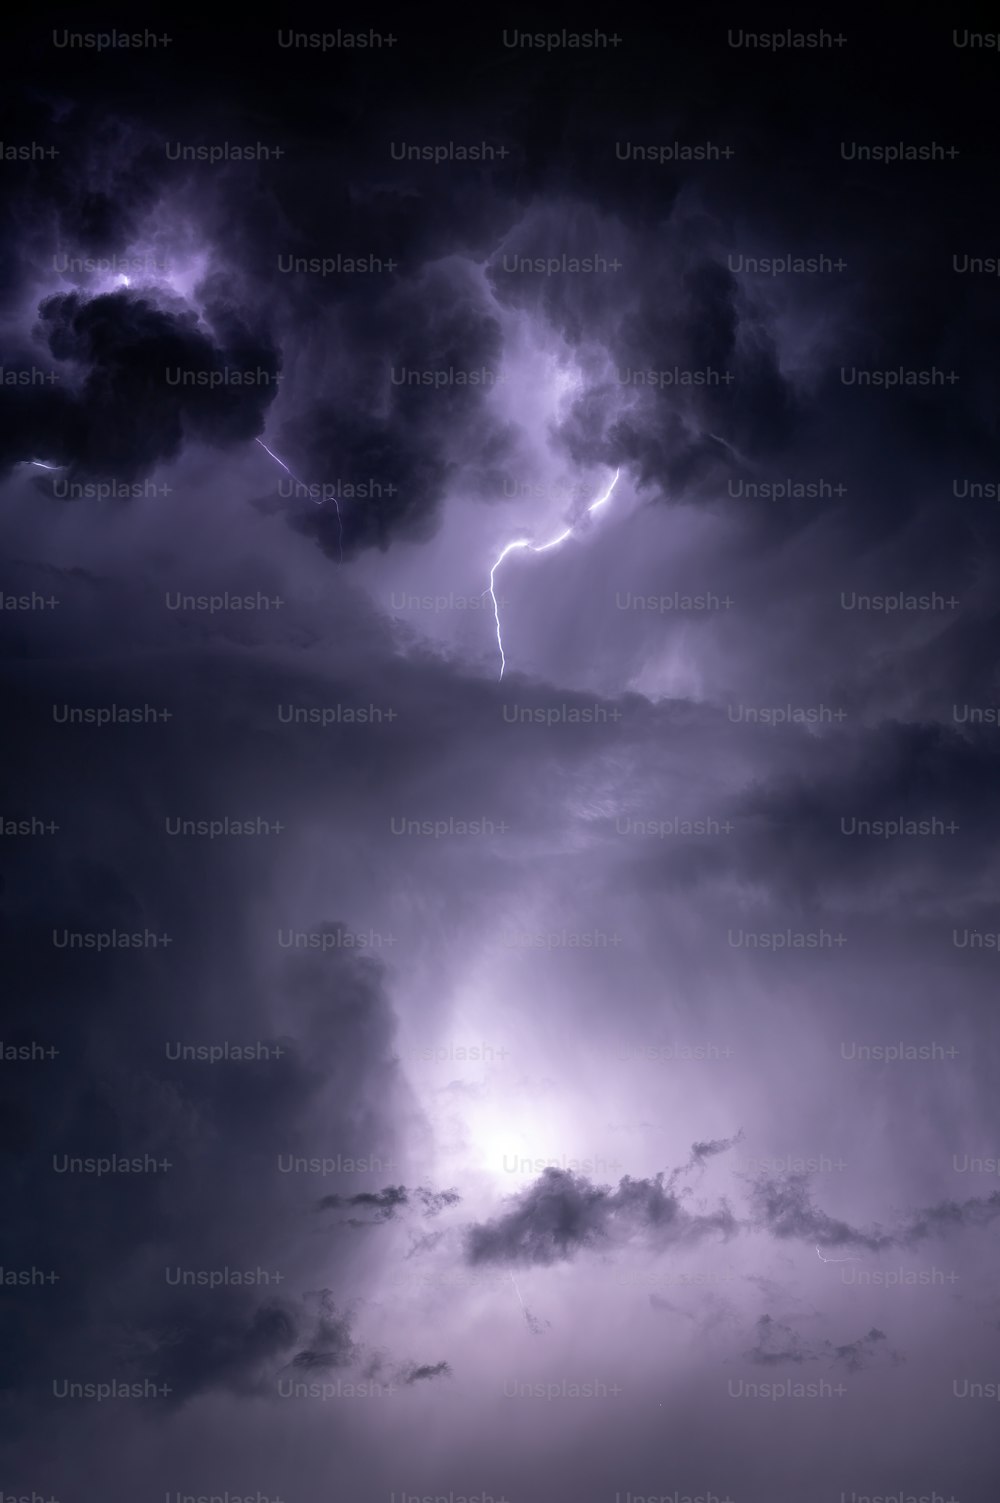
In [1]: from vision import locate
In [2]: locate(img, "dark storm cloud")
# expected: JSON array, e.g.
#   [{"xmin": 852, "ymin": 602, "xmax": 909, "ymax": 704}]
[
  {"xmin": 47, "ymin": 120, "xmax": 166, "ymax": 261},
  {"xmin": 0, "ymin": 102, "xmax": 165, "ymax": 307},
  {"xmin": 465, "ymin": 1169, "xmax": 634, "ymax": 1266},
  {"xmin": 0, "ymin": 629, "xmax": 422, "ymax": 1424},
  {"xmin": 283, "ymin": 1300, "xmax": 451, "ymax": 1392},
  {"xmin": 465, "ymin": 1157, "xmax": 740, "ymax": 1268},
  {"xmin": 604, "ymin": 260, "xmax": 797, "ymax": 493},
  {"xmin": 463, "ymin": 73, "xmax": 999, "ymax": 585},
  {"xmin": 283, "ymin": 262, "xmax": 508, "ymax": 557},
  {"xmin": 0, "ymin": 372, "xmax": 82, "ymax": 477},
  {"xmin": 1, "ymin": 42, "xmax": 839, "ymax": 558},
  {"xmin": 3, "ymin": 10, "xmax": 995, "ymax": 585},
  {"xmin": 316, "ymin": 1184, "xmax": 460, "ymax": 1224},
  {"xmin": 0, "ymin": 102, "xmax": 285, "ymax": 484},
  {"xmin": 288, "ymin": 1292, "xmax": 358, "ymax": 1373},
  {"xmin": 749, "ymin": 1172, "xmax": 1000, "ymax": 1253},
  {"xmin": 7, "ymin": 35, "xmax": 976, "ymax": 574},
  {"xmin": 468, "ymin": 1160, "xmax": 1000, "ymax": 1274},
  {"xmin": 398, "ymin": 1360, "xmax": 452, "ymax": 1385},
  {"xmin": 673, "ymin": 721, "xmax": 1000, "ymax": 911},
  {"xmin": 139, "ymin": 1300, "xmax": 301, "ymax": 1401},
  {"xmin": 0, "ymin": 288, "xmax": 280, "ymax": 480},
  {"xmin": 4, "ymin": 13, "xmax": 1000, "ymax": 1501},
  {"xmin": 317, "ymin": 1185, "xmax": 410, "ymax": 1222}
]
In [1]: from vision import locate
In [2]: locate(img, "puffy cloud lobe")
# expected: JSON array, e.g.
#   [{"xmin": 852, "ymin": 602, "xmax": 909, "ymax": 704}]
[
  {"xmin": 285, "ymin": 263, "xmax": 507, "ymax": 558},
  {"xmin": 0, "ymin": 284, "xmax": 280, "ymax": 480},
  {"xmin": 465, "ymin": 1163, "xmax": 739, "ymax": 1268},
  {"xmin": 7, "ymin": 288, "xmax": 281, "ymax": 480}
]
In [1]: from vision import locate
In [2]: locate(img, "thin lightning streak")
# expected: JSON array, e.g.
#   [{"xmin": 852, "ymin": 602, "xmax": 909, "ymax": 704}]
[
  {"xmin": 509, "ymin": 1269, "xmax": 526, "ymax": 1311},
  {"xmin": 815, "ymin": 1246, "xmax": 862, "ymax": 1263},
  {"xmin": 485, "ymin": 467, "xmax": 620, "ymax": 680},
  {"xmin": 487, "ymin": 539, "xmax": 530, "ymax": 679},
  {"xmin": 255, "ymin": 435, "xmax": 344, "ymax": 563},
  {"xmin": 254, "ymin": 437, "xmax": 294, "ymax": 477},
  {"xmin": 29, "ymin": 461, "xmax": 61, "ymax": 470}
]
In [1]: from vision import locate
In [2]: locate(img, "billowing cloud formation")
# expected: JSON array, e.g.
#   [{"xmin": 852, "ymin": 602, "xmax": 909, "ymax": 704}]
[
  {"xmin": 467, "ymin": 1159, "xmax": 1000, "ymax": 1272},
  {"xmin": 4, "ymin": 13, "xmax": 1000, "ymax": 1502},
  {"xmin": 465, "ymin": 1143, "xmax": 741, "ymax": 1267},
  {"xmin": 286, "ymin": 261, "xmax": 508, "ymax": 558},
  {"xmin": 749, "ymin": 1171, "xmax": 1000, "ymax": 1253},
  {"xmin": 0, "ymin": 287, "xmax": 279, "ymax": 480}
]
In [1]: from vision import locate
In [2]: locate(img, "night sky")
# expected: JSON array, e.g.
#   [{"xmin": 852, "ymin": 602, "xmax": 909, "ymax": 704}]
[{"xmin": 3, "ymin": 11, "xmax": 1000, "ymax": 1503}]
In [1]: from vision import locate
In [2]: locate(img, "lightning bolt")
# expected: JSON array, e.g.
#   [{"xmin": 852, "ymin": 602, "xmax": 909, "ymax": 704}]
[
  {"xmin": 485, "ymin": 467, "xmax": 620, "ymax": 680},
  {"xmin": 510, "ymin": 1269, "xmax": 539, "ymax": 1332},
  {"xmin": 815, "ymin": 1246, "xmax": 862, "ymax": 1263},
  {"xmin": 509, "ymin": 1269, "xmax": 547, "ymax": 1334},
  {"xmin": 28, "ymin": 461, "xmax": 61, "ymax": 470},
  {"xmin": 255, "ymin": 436, "xmax": 343, "ymax": 562}
]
